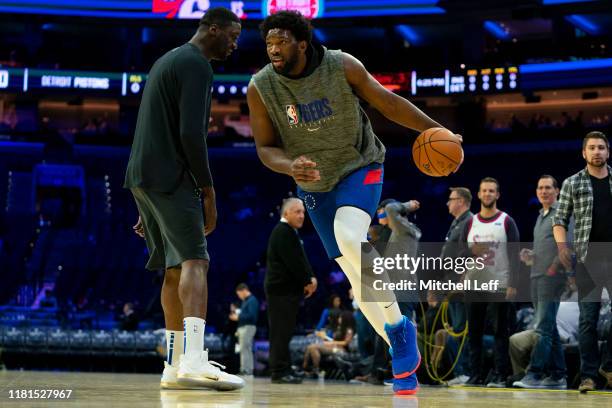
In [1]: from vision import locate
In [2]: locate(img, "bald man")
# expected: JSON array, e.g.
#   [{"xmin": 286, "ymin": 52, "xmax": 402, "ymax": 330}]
[{"xmin": 265, "ymin": 198, "xmax": 317, "ymax": 383}]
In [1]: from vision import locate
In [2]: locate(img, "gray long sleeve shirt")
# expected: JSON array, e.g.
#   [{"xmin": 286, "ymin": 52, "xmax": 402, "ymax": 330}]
[
  {"xmin": 384, "ymin": 202, "xmax": 422, "ymax": 257},
  {"xmin": 532, "ymin": 202, "xmax": 574, "ymax": 279}
]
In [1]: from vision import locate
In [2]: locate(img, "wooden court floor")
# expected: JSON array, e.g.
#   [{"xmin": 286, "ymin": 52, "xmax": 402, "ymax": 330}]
[{"xmin": 1, "ymin": 371, "xmax": 611, "ymax": 407}]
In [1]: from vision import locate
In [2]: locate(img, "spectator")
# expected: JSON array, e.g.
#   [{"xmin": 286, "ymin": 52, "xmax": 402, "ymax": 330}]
[
  {"xmin": 553, "ymin": 131, "xmax": 612, "ymax": 393},
  {"xmin": 316, "ymin": 294, "xmax": 342, "ymax": 338},
  {"xmin": 459, "ymin": 177, "xmax": 520, "ymax": 387},
  {"xmin": 39, "ymin": 289, "xmax": 58, "ymax": 309},
  {"xmin": 302, "ymin": 311, "xmax": 356, "ymax": 378},
  {"xmin": 265, "ymin": 197, "xmax": 317, "ymax": 384},
  {"xmin": 119, "ymin": 302, "xmax": 139, "ymax": 331},
  {"xmin": 514, "ymin": 175, "xmax": 569, "ymax": 389},
  {"xmin": 441, "ymin": 187, "xmax": 473, "ymax": 386},
  {"xmin": 509, "ymin": 299, "xmax": 580, "ymax": 382},
  {"xmin": 350, "ymin": 287, "xmax": 374, "ymax": 358},
  {"xmin": 230, "ymin": 283, "xmax": 259, "ymax": 376}
]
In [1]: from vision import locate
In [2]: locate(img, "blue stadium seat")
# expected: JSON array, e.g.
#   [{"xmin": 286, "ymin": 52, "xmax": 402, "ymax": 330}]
[
  {"xmin": 24, "ymin": 327, "xmax": 48, "ymax": 347},
  {"xmin": 69, "ymin": 329, "xmax": 92, "ymax": 350},
  {"xmin": 91, "ymin": 330, "xmax": 113, "ymax": 350},
  {"xmin": 2, "ymin": 327, "xmax": 25, "ymax": 348},
  {"xmin": 133, "ymin": 331, "xmax": 157, "ymax": 351},
  {"xmin": 47, "ymin": 328, "xmax": 69, "ymax": 350}
]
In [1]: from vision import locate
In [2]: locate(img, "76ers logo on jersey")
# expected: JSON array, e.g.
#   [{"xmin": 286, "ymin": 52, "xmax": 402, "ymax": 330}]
[{"xmin": 286, "ymin": 105, "xmax": 299, "ymax": 125}]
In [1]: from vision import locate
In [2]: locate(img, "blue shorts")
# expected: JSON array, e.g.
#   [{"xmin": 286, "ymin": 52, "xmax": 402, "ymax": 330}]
[{"xmin": 297, "ymin": 163, "xmax": 383, "ymax": 259}]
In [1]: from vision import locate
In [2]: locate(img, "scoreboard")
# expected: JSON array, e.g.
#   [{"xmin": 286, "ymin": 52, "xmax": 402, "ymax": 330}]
[
  {"xmin": 0, "ymin": 67, "xmax": 251, "ymax": 98},
  {"xmin": 410, "ymin": 67, "xmax": 519, "ymax": 97}
]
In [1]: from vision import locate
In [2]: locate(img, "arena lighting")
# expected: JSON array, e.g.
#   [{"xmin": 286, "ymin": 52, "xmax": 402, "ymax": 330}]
[
  {"xmin": 313, "ymin": 28, "xmax": 328, "ymax": 43},
  {"xmin": 565, "ymin": 15, "xmax": 600, "ymax": 35},
  {"xmin": 484, "ymin": 21, "xmax": 510, "ymax": 41},
  {"xmin": 543, "ymin": 0, "xmax": 596, "ymax": 4},
  {"xmin": 519, "ymin": 58, "xmax": 612, "ymax": 74},
  {"xmin": 395, "ymin": 25, "xmax": 422, "ymax": 46},
  {"xmin": 0, "ymin": 0, "xmax": 445, "ymax": 19}
]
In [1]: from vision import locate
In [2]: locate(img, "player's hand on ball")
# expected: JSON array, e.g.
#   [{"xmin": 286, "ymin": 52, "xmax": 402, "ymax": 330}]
[
  {"xmin": 453, "ymin": 133, "xmax": 464, "ymax": 173},
  {"xmin": 202, "ymin": 187, "xmax": 217, "ymax": 236},
  {"xmin": 133, "ymin": 216, "xmax": 145, "ymax": 238},
  {"xmin": 291, "ymin": 156, "xmax": 320, "ymax": 183}
]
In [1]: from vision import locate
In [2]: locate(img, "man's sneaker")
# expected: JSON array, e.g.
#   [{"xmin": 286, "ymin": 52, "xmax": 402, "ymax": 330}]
[
  {"xmin": 464, "ymin": 375, "xmax": 484, "ymax": 386},
  {"xmin": 599, "ymin": 368, "xmax": 612, "ymax": 388},
  {"xmin": 540, "ymin": 376, "xmax": 567, "ymax": 390},
  {"xmin": 578, "ymin": 378, "xmax": 596, "ymax": 393},
  {"xmin": 177, "ymin": 351, "xmax": 245, "ymax": 391},
  {"xmin": 161, "ymin": 362, "xmax": 185, "ymax": 389},
  {"xmin": 393, "ymin": 372, "xmax": 419, "ymax": 395},
  {"xmin": 271, "ymin": 374, "xmax": 302, "ymax": 384},
  {"xmin": 486, "ymin": 375, "xmax": 506, "ymax": 388},
  {"xmin": 384, "ymin": 316, "xmax": 421, "ymax": 381},
  {"xmin": 447, "ymin": 375, "xmax": 470, "ymax": 386},
  {"xmin": 512, "ymin": 373, "xmax": 543, "ymax": 389}
]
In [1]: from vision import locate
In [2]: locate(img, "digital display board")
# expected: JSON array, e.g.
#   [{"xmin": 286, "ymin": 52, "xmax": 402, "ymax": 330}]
[
  {"xmin": 0, "ymin": 68, "xmax": 26, "ymax": 92},
  {"xmin": 410, "ymin": 67, "xmax": 519, "ymax": 97},
  {"xmin": 0, "ymin": 67, "xmax": 252, "ymax": 97},
  {"xmin": 0, "ymin": 66, "xmax": 521, "ymax": 97},
  {"xmin": 371, "ymin": 72, "xmax": 411, "ymax": 92},
  {"xmin": 0, "ymin": 1, "xmax": 444, "ymax": 20}
]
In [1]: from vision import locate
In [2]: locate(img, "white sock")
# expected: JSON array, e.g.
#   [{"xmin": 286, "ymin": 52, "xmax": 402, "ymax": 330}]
[
  {"xmin": 336, "ymin": 256, "xmax": 390, "ymax": 344},
  {"xmin": 165, "ymin": 330, "xmax": 184, "ymax": 367},
  {"xmin": 334, "ymin": 207, "xmax": 404, "ymax": 328},
  {"xmin": 183, "ymin": 317, "xmax": 205, "ymax": 359},
  {"xmin": 381, "ymin": 301, "xmax": 403, "ymax": 326}
]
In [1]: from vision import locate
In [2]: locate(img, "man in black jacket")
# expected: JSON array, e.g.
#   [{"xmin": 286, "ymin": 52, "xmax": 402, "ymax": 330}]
[
  {"xmin": 124, "ymin": 8, "xmax": 243, "ymax": 391},
  {"xmin": 265, "ymin": 197, "xmax": 317, "ymax": 384}
]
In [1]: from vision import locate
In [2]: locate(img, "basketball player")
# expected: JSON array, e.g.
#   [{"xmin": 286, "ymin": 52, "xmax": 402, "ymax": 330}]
[
  {"xmin": 247, "ymin": 11, "xmax": 461, "ymax": 395},
  {"xmin": 124, "ymin": 8, "xmax": 244, "ymax": 391}
]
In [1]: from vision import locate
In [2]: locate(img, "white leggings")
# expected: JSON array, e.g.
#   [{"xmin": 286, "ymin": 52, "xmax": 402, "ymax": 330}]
[{"xmin": 333, "ymin": 206, "xmax": 403, "ymax": 345}]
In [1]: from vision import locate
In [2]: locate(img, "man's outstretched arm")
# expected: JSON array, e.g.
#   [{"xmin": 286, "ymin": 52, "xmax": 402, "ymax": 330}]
[{"xmin": 343, "ymin": 53, "xmax": 442, "ymax": 132}]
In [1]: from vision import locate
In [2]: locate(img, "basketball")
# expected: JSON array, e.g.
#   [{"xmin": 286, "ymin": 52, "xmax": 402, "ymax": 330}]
[{"xmin": 412, "ymin": 128, "xmax": 463, "ymax": 177}]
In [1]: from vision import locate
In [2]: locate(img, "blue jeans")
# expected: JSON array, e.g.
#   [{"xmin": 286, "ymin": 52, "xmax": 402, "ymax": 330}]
[
  {"xmin": 448, "ymin": 300, "xmax": 469, "ymax": 377},
  {"xmin": 576, "ymin": 257, "xmax": 612, "ymax": 379},
  {"xmin": 354, "ymin": 309, "xmax": 374, "ymax": 358},
  {"xmin": 528, "ymin": 275, "xmax": 566, "ymax": 379}
]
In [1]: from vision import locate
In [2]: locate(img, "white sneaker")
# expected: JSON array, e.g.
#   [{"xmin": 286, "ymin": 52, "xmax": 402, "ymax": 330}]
[
  {"xmin": 447, "ymin": 375, "xmax": 469, "ymax": 386},
  {"xmin": 177, "ymin": 350, "xmax": 245, "ymax": 391},
  {"xmin": 161, "ymin": 362, "xmax": 202, "ymax": 390}
]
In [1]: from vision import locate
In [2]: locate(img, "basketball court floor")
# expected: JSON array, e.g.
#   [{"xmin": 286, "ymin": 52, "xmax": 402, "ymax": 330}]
[{"xmin": 1, "ymin": 370, "xmax": 611, "ymax": 407}]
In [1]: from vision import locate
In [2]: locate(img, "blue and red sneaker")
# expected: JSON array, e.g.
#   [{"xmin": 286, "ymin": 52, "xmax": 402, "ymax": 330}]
[
  {"xmin": 385, "ymin": 315, "xmax": 421, "ymax": 394},
  {"xmin": 393, "ymin": 372, "xmax": 419, "ymax": 395}
]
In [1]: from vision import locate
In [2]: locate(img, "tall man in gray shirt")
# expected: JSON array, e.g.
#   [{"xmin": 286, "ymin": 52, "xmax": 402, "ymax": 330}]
[
  {"xmin": 514, "ymin": 175, "xmax": 568, "ymax": 389},
  {"xmin": 247, "ymin": 11, "xmax": 461, "ymax": 395}
]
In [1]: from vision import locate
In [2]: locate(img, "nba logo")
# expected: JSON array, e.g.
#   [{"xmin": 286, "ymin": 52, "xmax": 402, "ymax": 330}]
[{"xmin": 286, "ymin": 105, "xmax": 299, "ymax": 125}]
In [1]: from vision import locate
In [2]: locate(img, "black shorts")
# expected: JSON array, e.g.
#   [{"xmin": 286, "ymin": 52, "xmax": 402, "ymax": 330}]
[{"xmin": 131, "ymin": 176, "xmax": 209, "ymax": 270}]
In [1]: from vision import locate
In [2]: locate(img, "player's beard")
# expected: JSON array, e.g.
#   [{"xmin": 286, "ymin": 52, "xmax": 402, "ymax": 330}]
[
  {"xmin": 274, "ymin": 53, "xmax": 299, "ymax": 76},
  {"xmin": 587, "ymin": 157, "xmax": 607, "ymax": 168},
  {"xmin": 482, "ymin": 199, "xmax": 497, "ymax": 209}
]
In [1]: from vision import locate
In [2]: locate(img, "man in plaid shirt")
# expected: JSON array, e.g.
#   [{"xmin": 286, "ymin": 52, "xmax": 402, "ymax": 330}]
[{"xmin": 553, "ymin": 131, "xmax": 612, "ymax": 393}]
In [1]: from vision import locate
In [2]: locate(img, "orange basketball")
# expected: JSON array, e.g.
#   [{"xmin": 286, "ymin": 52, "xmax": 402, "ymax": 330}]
[{"xmin": 412, "ymin": 128, "xmax": 463, "ymax": 177}]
